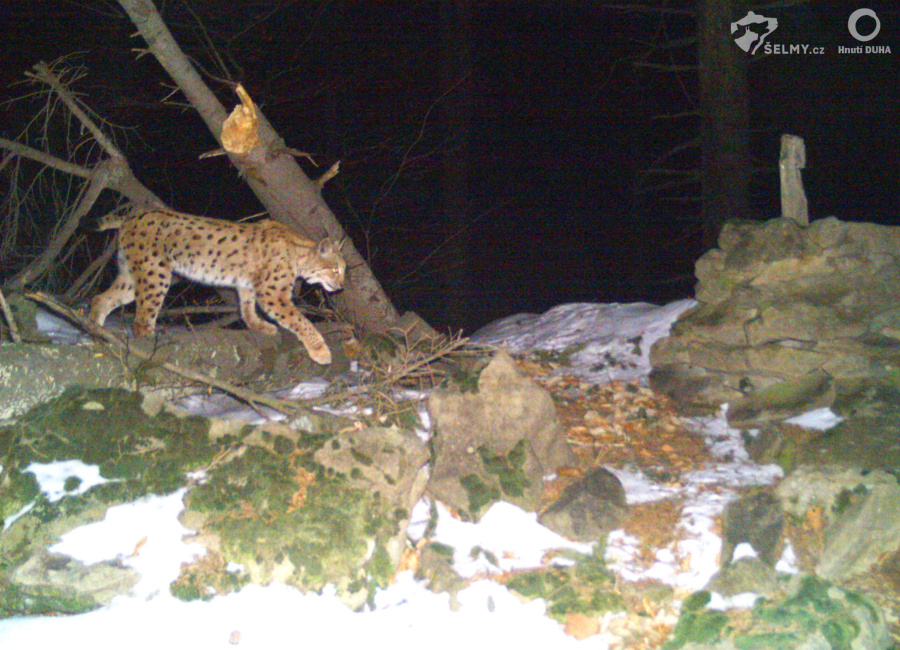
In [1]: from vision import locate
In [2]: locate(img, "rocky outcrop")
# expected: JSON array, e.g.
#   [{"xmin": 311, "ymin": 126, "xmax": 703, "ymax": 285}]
[
  {"xmin": 5, "ymin": 550, "xmax": 139, "ymax": 615},
  {"xmin": 650, "ymin": 217, "xmax": 900, "ymax": 427},
  {"xmin": 777, "ymin": 466, "xmax": 900, "ymax": 582},
  {"xmin": 538, "ymin": 467, "xmax": 627, "ymax": 542},
  {"xmin": 427, "ymin": 350, "xmax": 577, "ymax": 521}
]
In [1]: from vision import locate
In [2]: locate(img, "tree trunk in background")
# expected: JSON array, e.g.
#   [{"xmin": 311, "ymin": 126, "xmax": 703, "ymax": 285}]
[
  {"xmin": 697, "ymin": 0, "xmax": 750, "ymax": 248},
  {"xmin": 439, "ymin": 0, "xmax": 474, "ymax": 332},
  {"xmin": 117, "ymin": 0, "xmax": 399, "ymax": 333}
]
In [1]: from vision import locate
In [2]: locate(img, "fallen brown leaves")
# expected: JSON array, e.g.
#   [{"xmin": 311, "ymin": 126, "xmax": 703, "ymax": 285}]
[
  {"xmin": 514, "ymin": 360, "xmax": 719, "ymax": 646},
  {"xmin": 517, "ymin": 357, "xmax": 713, "ymax": 479}
]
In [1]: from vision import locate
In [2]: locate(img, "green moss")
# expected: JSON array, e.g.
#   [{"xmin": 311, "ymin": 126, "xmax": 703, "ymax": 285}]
[
  {"xmin": 469, "ymin": 546, "xmax": 499, "ymax": 566},
  {"xmin": 0, "ymin": 582, "xmax": 99, "ymax": 617},
  {"xmin": 506, "ymin": 546, "xmax": 621, "ymax": 622},
  {"xmin": 169, "ymin": 557, "xmax": 249, "ymax": 603},
  {"xmin": 476, "ymin": 440, "xmax": 530, "ymax": 498},
  {"xmin": 832, "ymin": 484, "xmax": 868, "ymax": 516},
  {"xmin": 459, "ymin": 473, "xmax": 500, "ymax": 518},
  {"xmin": 531, "ymin": 343, "xmax": 586, "ymax": 367},
  {"xmin": 734, "ymin": 632, "xmax": 801, "ymax": 649},
  {"xmin": 822, "ymin": 618, "xmax": 860, "ymax": 648},
  {"xmin": 750, "ymin": 371, "xmax": 831, "ymax": 411},
  {"xmin": 169, "ymin": 578, "xmax": 207, "ymax": 602},
  {"xmin": 0, "ymin": 387, "xmax": 215, "ymax": 499},
  {"xmin": 428, "ymin": 542, "xmax": 454, "ymax": 558},
  {"xmin": 0, "ymin": 387, "xmax": 412, "ymax": 612},
  {"xmin": 0, "ymin": 387, "xmax": 226, "ymax": 580},
  {"xmin": 186, "ymin": 443, "xmax": 401, "ymax": 601},
  {"xmin": 663, "ymin": 605, "xmax": 729, "ymax": 649},
  {"xmin": 666, "ymin": 576, "xmax": 884, "ymax": 650},
  {"xmin": 0, "ymin": 469, "xmax": 40, "ymax": 525},
  {"xmin": 445, "ymin": 363, "xmax": 482, "ymax": 394},
  {"xmin": 423, "ymin": 499, "xmax": 439, "ymax": 539},
  {"xmin": 350, "ymin": 448, "xmax": 374, "ymax": 466}
]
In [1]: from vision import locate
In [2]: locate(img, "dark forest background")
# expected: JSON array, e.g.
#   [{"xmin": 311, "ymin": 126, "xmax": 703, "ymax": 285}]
[{"xmin": 1, "ymin": 1, "xmax": 897, "ymax": 332}]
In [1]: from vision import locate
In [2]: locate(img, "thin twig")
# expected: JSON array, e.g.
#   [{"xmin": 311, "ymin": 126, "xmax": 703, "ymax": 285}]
[
  {"xmin": 315, "ymin": 161, "xmax": 339, "ymax": 188},
  {"xmin": 0, "ymin": 288, "xmax": 22, "ymax": 343},
  {"xmin": 27, "ymin": 62, "xmax": 122, "ymax": 158}
]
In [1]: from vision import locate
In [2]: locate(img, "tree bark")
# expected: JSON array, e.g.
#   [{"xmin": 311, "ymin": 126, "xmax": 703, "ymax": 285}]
[
  {"xmin": 117, "ymin": 0, "xmax": 400, "ymax": 333},
  {"xmin": 697, "ymin": 0, "xmax": 750, "ymax": 248}
]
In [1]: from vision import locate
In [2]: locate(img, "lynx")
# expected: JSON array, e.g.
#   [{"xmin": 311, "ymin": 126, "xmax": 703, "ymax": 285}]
[{"xmin": 89, "ymin": 210, "xmax": 346, "ymax": 364}]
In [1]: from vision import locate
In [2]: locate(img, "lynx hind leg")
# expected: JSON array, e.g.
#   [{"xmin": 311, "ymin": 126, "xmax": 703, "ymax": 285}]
[
  {"xmin": 237, "ymin": 287, "xmax": 278, "ymax": 336},
  {"xmin": 256, "ymin": 288, "xmax": 332, "ymax": 365},
  {"xmin": 89, "ymin": 268, "xmax": 136, "ymax": 328},
  {"xmin": 130, "ymin": 262, "xmax": 173, "ymax": 338}
]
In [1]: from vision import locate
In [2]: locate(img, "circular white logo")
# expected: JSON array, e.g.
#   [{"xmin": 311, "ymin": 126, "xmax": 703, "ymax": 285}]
[{"xmin": 848, "ymin": 8, "xmax": 880, "ymax": 42}]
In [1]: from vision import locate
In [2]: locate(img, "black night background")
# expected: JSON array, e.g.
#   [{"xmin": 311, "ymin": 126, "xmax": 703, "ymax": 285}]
[{"xmin": 1, "ymin": 1, "xmax": 897, "ymax": 333}]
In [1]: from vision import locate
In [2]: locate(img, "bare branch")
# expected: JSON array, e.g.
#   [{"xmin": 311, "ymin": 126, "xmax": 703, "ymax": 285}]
[
  {"xmin": 0, "ymin": 137, "xmax": 92, "ymax": 179},
  {"xmin": 27, "ymin": 62, "xmax": 123, "ymax": 159},
  {"xmin": 0, "ymin": 289, "xmax": 22, "ymax": 343},
  {"xmin": 8, "ymin": 159, "xmax": 117, "ymax": 289},
  {"xmin": 316, "ymin": 161, "xmax": 340, "ymax": 189}
]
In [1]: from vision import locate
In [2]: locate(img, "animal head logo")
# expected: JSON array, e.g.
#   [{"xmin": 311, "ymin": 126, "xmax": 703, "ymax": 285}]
[{"xmin": 731, "ymin": 11, "xmax": 779, "ymax": 55}]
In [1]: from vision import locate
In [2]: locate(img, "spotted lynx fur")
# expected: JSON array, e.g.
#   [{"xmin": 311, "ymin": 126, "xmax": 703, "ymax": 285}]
[{"xmin": 89, "ymin": 210, "xmax": 346, "ymax": 364}]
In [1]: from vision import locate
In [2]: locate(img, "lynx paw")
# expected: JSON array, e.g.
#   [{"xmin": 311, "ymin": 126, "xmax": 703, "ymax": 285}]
[{"xmin": 307, "ymin": 342, "xmax": 332, "ymax": 365}]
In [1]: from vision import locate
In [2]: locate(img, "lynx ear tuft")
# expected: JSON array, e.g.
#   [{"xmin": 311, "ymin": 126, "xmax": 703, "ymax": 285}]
[
  {"xmin": 318, "ymin": 237, "xmax": 346, "ymax": 255},
  {"xmin": 317, "ymin": 239, "xmax": 335, "ymax": 255}
]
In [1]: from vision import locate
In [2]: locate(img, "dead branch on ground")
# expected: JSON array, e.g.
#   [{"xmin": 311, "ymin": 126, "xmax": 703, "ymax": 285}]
[
  {"xmin": 25, "ymin": 293, "xmax": 475, "ymax": 425},
  {"xmin": 0, "ymin": 288, "xmax": 22, "ymax": 342},
  {"xmin": 27, "ymin": 292, "xmax": 302, "ymax": 418}
]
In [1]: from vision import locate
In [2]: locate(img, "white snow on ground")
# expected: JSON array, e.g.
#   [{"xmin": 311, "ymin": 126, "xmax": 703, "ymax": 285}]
[
  {"xmin": 0, "ymin": 300, "xmax": 843, "ymax": 648},
  {"xmin": 407, "ymin": 499, "xmax": 594, "ymax": 578},
  {"xmin": 471, "ymin": 299, "xmax": 696, "ymax": 385}
]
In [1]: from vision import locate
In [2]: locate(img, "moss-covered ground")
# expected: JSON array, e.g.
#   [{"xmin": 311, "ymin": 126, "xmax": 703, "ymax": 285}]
[{"xmin": 0, "ymin": 386, "xmax": 411, "ymax": 613}]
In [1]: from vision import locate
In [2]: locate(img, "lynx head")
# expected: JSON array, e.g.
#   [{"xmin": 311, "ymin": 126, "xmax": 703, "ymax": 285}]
[{"xmin": 303, "ymin": 238, "xmax": 347, "ymax": 292}]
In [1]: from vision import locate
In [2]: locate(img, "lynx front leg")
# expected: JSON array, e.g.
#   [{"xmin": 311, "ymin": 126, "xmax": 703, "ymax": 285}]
[
  {"xmin": 237, "ymin": 287, "xmax": 278, "ymax": 336},
  {"xmin": 257, "ymin": 287, "xmax": 332, "ymax": 365}
]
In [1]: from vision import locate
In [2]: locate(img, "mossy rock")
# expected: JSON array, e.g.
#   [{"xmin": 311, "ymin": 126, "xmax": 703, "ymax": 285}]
[
  {"xmin": 663, "ymin": 575, "xmax": 889, "ymax": 650},
  {"xmin": 183, "ymin": 441, "xmax": 413, "ymax": 609},
  {"xmin": 1, "ymin": 386, "xmax": 423, "ymax": 613},
  {"xmin": 0, "ymin": 388, "xmax": 218, "ymax": 563},
  {"xmin": 506, "ymin": 546, "xmax": 623, "ymax": 622}
]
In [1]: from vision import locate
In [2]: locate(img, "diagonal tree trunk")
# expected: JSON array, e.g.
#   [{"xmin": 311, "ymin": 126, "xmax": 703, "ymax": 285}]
[{"xmin": 117, "ymin": 0, "xmax": 400, "ymax": 333}]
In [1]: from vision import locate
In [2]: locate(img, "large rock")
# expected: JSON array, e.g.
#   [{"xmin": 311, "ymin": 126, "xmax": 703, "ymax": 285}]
[
  {"xmin": 427, "ymin": 350, "xmax": 576, "ymax": 520},
  {"xmin": 4, "ymin": 550, "xmax": 139, "ymax": 616},
  {"xmin": 651, "ymin": 217, "xmax": 900, "ymax": 426},
  {"xmin": 777, "ymin": 466, "xmax": 900, "ymax": 582},
  {"xmin": 538, "ymin": 467, "xmax": 627, "ymax": 542}
]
